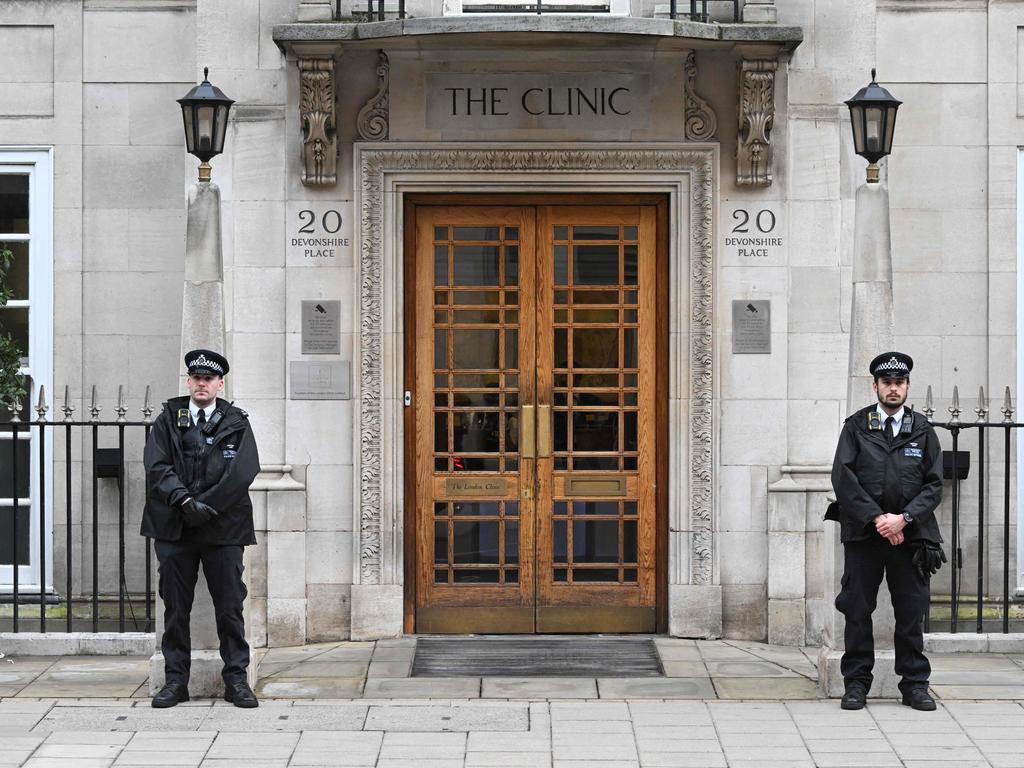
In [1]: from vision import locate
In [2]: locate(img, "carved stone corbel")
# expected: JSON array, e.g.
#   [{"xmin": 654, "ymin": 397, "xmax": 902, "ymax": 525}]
[
  {"xmin": 736, "ymin": 58, "xmax": 777, "ymax": 186},
  {"xmin": 357, "ymin": 51, "xmax": 390, "ymax": 141},
  {"xmin": 683, "ymin": 51, "xmax": 717, "ymax": 141},
  {"xmin": 298, "ymin": 57, "xmax": 338, "ymax": 186}
]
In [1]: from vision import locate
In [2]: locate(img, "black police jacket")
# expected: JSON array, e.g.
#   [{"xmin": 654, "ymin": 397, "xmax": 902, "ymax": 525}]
[
  {"xmin": 140, "ymin": 396, "xmax": 260, "ymax": 545},
  {"xmin": 830, "ymin": 404, "xmax": 943, "ymax": 544}
]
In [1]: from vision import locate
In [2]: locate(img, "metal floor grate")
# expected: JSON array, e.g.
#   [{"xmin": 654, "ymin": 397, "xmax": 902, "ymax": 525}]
[{"xmin": 411, "ymin": 636, "xmax": 664, "ymax": 677}]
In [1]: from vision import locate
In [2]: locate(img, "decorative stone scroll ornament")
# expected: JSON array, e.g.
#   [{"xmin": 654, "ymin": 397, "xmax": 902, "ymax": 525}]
[
  {"xmin": 357, "ymin": 51, "xmax": 390, "ymax": 141},
  {"xmin": 298, "ymin": 57, "xmax": 338, "ymax": 185},
  {"xmin": 736, "ymin": 58, "xmax": 777, "ymax": 186},
  {"xmin": 683, "ymin": 51, "xmax": 717, "ymax": 141},
  {"xmin": 356, "ymin": 146, "xmax": 716, "ymax": 587}
]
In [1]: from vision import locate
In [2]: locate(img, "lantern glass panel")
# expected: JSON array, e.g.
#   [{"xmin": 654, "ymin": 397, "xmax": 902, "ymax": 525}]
[
  {"xmin": 196, "ymin": 105, "xmax": 215, "ymax": 154},
  {"xmin": 214, "ymin": 104, "xmax": 229, "ymax": 153},
  {"xmin": 864, "ymin": 106, "xmax": 883, "ymax": 155},
  {"xmin": 884, "ymin": 105, "xmax": 898, "ymax": 153},
  {"xmin": 181, "ymin": 105, "xmax": 195, "ymax": 152},
  {"xmin": 849, "ymin": 105, "xmax": 865, "ymax": 155}
]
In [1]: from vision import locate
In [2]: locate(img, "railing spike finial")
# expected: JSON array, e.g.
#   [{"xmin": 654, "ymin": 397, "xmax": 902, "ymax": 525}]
[
  {"xmin": 115, "ymin": 385, "xmax": 127, "ymax": 423},
  {"xmin": 35, "ymin": 385, "xmax": 48, "ymax": 422},
  {"xmin": 1002, "ymin": 386, "xmax": 1015, "ymax": 424},
  {"xmin": 61, "ymin": 385, "xmax": 75, "ymax": 423},
  {"xmin": 975, "ymin": 386, "xmax": 988, "ymax": 422},
  {"xmin": 142, "ymin": 385, "xmax": 154, "ymax": 423},
  {"xmin": 923, "ymin": 385, "xmax": 935, "ymax": 422},
  {"xmin": 89, "ymin": 385, "xmax": 101, "ymax": 422},
  {"xmin": 948, "ymin": 385, "xmax": 961, "ymax": 426},
  {"xmin": 8, "ymin": 392, "xmax": 22, "ymax": 422}
]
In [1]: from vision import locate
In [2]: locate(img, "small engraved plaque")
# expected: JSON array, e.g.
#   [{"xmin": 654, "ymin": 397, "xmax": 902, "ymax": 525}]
[
  {"xmin": 289, "ymin": 361, "xmax": 350, "ymax": 400},
  {"xmin": 732, "ymin": 299, "xmax": 771, "ymax": 354},
  {"xmin": 565, "ymin": 476, "xmax": 627, "ymax": 496},
  {"xmin": 301, "ymin": 300, "xmax": 341, "ymax": 354},
  {"xmin": 445, "ymin": 478, "xmax": 508, "ymax": 496}
]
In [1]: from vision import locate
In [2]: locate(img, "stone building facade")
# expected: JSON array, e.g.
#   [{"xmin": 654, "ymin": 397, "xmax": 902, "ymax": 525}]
[{"xmin": 0, "ymin": 0, "xmax": 1019, "ymax": 647}]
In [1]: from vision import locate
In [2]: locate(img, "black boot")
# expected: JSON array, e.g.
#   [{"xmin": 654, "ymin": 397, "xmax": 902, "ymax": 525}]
[
  {"xmin": 840, "ymin": 683, "xmax": 868, "ymax": 710},
  {"xmin": 152, "ymin": 682, "xmax": 190, "ymax": 709},
  {"xmin": 224, "ymin": 680, "xmax": 259, "ymax": 709},
  {"xmin": 901, "ymin": 688, "xmax": 936, "ymax": 711}
]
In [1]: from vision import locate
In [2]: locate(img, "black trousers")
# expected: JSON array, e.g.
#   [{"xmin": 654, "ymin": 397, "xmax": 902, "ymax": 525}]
[
  {"xmin": 154, "ymin": 538, "xmax": 249, "ymax": 686},
  {"xmin": 835, "ymin": 536, "xmax": 930, "ymax": 694}
]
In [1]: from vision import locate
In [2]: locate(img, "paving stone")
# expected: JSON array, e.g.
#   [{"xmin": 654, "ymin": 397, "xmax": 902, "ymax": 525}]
[
  {"xmin": 628, "ymin": 703, "xmax": 711, "ymax": 725},
  {"xmin": 482, "ymin": 678, "xmax": 597, "ymax": 699},
  {"xmin": 711, "ymin": 676, "xmax": 820, "ymax": 699},
  {"xmin": 200, "ymin": 703, "xmax": 367, "ymax": 731},
  {"xmin": 31, "ymin": 707, "xmax": 209, "ymax": 732},
  {"xmin": 367, "ymin": 661, "xmax": 413, "ymax": 679},
  {"xmin": 34, "ymin": 743, "xmax": 125, "ymax": 758},
  {"xmin": 634, "ymin": 725, "xmax": 717, "ymax": 741},
  {"xmin": 660, "ymin": 662, "xmax": 707, "ymax": 678},
  {"xmin": 205, "ymin": 731, "xmax": 299, "ymax": 760},
  {"xmin": 111, "ymin": 752, "xmax": 204, "ymax": 766},
  {"xmin": 551, "ymin": 702, "xmax": 630, "ymax": 719},
  {"xmin": 810, "ymin": 757, "xmax": 902, "ymax": 768},
  {"xmin": 362, "ymin": 678, "xmax": 481, "ymax": 699},
  {"xmin": 637, "ymin": 753, "xmax": 726, "ymax": 767},
  {"xmin": 704, "ymin": 661, "xmax": 797, "ymax": 678},
  {"xmin": 465, "ymin": 752, "xmax": 552, "ymax": 767},
  {"xmin": 378, "ymin": 731, "xmax": 466, "ymax": 760},
  {"xmin": 652, "ymin": 646, "xmax": 702, "ymax": 661},
  {"xmin": 290, "ymin": 731, "xmax": 382, "ymax": 766},
  {"xmin": 466, "ymin": 732, "xmax": 552, "ymax": 752},
  {"xmin": 256, "ymin": 677, "xmax": 365, "ymax": 698},
  {"xmin": 598, "ymin": 678, "xmax": 715, "ymax": 699},
  {"xmin": 365, "ymin": 703, "xmax": 528, "ymax": 732},
  {"xmin": 369, "ymin": 647, "xmax": 417, "ymax": 662},
  {"xmin": 553, "ymin": 720, "xmax": 634, "ymax": 734}
]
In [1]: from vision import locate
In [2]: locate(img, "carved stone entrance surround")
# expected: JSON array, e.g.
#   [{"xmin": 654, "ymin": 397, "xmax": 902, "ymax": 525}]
[{"xmin": 349, "ymin": 143, "xmax": 722, "ymax": 639}]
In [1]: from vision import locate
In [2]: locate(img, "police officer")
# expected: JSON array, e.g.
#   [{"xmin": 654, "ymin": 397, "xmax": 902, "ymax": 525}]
[
  {"xmin": 142, "ymin": 350, "xmax": 261, "ymax": 709},
  {"xmin": 830, "ymin": 352, "xmax": 944, "ymax": 712}
]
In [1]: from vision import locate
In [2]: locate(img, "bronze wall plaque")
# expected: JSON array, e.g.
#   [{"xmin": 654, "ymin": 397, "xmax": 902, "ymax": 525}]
[
  {"xmin": 565, "ymin": 476, "xmax": 627, "ymax": 496},
  {"xmin": 445, "ymin": 478, "xmax": 509, "ymax": 496}
]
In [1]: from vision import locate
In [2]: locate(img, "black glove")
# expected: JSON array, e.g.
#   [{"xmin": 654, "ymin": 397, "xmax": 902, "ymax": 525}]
[
  {"xmin": 181, "ymin": 498, "xmax": 218, "ymax": 528},
  {"xmin": 911, "ymin": 541, "xmax": 947, "ymax": 579}
]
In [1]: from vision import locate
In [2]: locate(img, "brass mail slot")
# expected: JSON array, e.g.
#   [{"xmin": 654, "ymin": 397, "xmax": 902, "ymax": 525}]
[
  {"xmin": 565, "ymin": 476, "xmax": 627, "ymax": 496},
  {"xmin": 445, "ymin": 477, "xmax": 508, "ymax": 496}
]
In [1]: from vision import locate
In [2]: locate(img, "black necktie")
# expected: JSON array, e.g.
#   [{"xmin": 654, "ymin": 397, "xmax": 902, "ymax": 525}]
[
  {"xmin": 884, "ymin": 416, "xmax": 894, "ymax": 443},
  {"xmin": 196, "ymin": 409, "xmax": 206, "ymax": 429}
]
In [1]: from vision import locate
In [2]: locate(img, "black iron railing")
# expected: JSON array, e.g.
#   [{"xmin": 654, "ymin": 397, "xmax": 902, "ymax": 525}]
[
  {"xmin": 925, "ymin": 385, "xmax": 1020, "ymax": 634},
  {"xmin": 343, "ymin": 0, "xmax": 742, "ymax": 22},
  {"xmin": 1, "ymin": 385, "xmax": 155, "ymax": 634}
]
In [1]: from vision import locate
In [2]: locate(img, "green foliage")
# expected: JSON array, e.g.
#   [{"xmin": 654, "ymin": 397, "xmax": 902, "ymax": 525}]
[{"xmin": 0, "ymin": 244, "xmax": 25, "ymax": 411}]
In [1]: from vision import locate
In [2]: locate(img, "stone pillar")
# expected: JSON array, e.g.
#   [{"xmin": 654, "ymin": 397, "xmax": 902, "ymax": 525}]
[
  {"xmin": 150, "ymin": 181, "xmax": 258, "ymax": 698},
  {"xmin": 819, "ymin": 179, "xmax": 899, "ymax": 697},
  {"xmin": 742, "ymin": 0, "xmax": 777, "ymax": 23},
  {"xmin": 248, "ymin": 466, "xmax": 306, "ymax": 648},
  {"xmin": 845, "ymin": 182, "xmax": 894, "ymax": 410}
]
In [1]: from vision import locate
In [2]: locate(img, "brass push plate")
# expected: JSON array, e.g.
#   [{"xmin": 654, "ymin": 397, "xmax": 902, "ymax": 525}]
[
  {"xmin": 565, "ymin": 476, "xmax": 627, "ymax": 496},
  {"xmin": 445, "ymin": 477, "xmax": 508, "ymax": 496}
]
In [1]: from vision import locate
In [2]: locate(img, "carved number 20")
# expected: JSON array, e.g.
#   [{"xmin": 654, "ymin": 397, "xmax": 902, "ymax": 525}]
[
  {"xmin": 731, "ymin": 209, "xmax": 776, "ymax": 234},
  {"xmin": 298, "ymin": 209, "xmax": 343, "ymax": 234}
]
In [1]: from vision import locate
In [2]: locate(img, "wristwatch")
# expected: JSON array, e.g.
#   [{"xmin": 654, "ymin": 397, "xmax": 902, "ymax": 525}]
[{"xmin": 902, "ymin": 512, "xmax": 913, "ymax": 525}]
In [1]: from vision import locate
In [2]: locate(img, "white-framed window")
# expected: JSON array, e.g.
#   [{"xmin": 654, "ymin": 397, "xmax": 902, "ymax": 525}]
[
  {"xmin": 443, "ymin": 0, "xmax": 631, "ymax": 15},
  {"xmin": 0, "ymin": 148, "xmax": 53, "ymax": 592},
  {"xmin": 1018, "ymin": 148, "xmax": 1024, "ymax": 594}
]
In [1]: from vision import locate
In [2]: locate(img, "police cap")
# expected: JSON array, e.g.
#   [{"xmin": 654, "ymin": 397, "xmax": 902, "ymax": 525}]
[
  {"xmin": 185, "ymin": 349, "xmax": 229, "ymax": 377},
  {"xmin": 869, "ymin": 351, "xmax": 912, "ymax": 380}
]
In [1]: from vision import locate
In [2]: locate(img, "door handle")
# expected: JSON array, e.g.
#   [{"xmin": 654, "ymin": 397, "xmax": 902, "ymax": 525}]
[
  {"xmin": 521, "ymin": 405, "xmax": 536, "ymax": 459},
  {"xmin": 537, "ymin": 404, "xmax": 552, "ymax": 458}
]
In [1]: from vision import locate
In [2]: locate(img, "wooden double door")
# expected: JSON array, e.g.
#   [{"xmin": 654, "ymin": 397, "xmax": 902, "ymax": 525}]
[{"xmin": 406, "ymin": 197, "xmax": 666, "ymax": 633}]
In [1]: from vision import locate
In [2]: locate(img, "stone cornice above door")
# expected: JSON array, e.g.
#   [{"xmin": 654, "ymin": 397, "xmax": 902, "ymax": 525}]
[{"xmin": 273, "ymin": 17, "xmax": 802, "ymax": 55}]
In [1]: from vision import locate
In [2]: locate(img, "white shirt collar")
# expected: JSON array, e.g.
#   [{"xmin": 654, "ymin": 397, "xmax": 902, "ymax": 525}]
[
  {"xmin": 876, "ymin": 403, "xmax": 905, "ymax": 435},
  {"xmin": 189, "ymin": 401, "xmax": 216, "ymax": 422}
]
